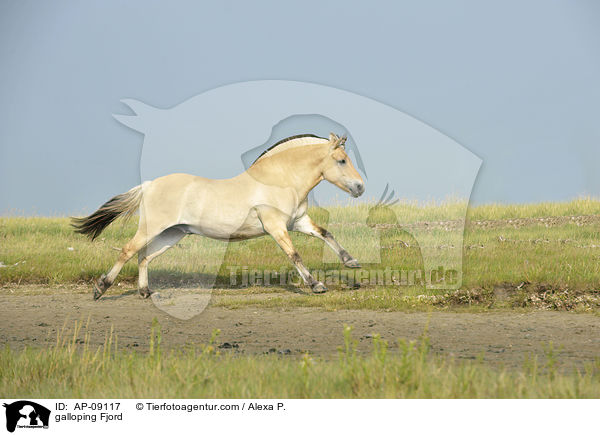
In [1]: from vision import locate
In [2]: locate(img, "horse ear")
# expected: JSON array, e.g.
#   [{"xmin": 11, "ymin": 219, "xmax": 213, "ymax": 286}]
[
  {"xmin": 113, "ymin": 99, "xmax": 159, "ymax": 133},
  {"xmin": 329, "ymin": 132, "xmax": 346, "ymax": 150}
]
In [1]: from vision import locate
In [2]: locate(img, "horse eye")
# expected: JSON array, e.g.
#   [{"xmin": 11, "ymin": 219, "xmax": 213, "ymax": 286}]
[{"xmin": 339, "ymin": 159, "xmax": 346, "ymax": 165}]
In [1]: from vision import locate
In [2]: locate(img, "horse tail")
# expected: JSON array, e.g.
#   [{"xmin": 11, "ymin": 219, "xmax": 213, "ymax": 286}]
[{"xmin": 71, "ymin": 184, "xmax": 144, "ymax": 240}]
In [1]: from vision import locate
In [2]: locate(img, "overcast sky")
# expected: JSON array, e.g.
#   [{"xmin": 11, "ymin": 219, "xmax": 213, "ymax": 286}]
[{"xmin": 1, "ymin": 1, "xmax": 599, "ymax": 215}]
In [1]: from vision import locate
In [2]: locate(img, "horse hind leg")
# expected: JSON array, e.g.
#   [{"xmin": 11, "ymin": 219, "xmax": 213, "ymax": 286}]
[
  {"xmin": 137, "ymin": 227, "xmax": 186, "ymax": 298},
  {"xmin": 93, "ymin": 229, "xmax": 151, "ymax": 300}
]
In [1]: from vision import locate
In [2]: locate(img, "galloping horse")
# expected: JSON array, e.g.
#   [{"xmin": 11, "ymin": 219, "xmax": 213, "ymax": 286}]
[{"xmin": 72, "ymin": 133, "xmax": 365, "ymax": 300}]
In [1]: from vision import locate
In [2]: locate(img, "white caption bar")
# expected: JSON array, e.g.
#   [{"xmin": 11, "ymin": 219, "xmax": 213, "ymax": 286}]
[{"xmin": 0, "ymin": 399, "xmax": 596, "ymax": 435}]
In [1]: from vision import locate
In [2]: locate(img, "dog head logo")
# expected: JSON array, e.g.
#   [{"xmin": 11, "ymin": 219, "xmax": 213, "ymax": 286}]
[
  {"xmin": 3, "ymin": 401, "xmax": 50, "ymax": 432},
  {"xmin": 112, "ymin": 81, "xmax": 480, "ymax": 318}
]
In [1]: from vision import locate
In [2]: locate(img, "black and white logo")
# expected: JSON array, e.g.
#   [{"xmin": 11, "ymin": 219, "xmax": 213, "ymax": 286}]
[{"xmin": 3, "ymin": 401, "xmax": 50, "ymax": 433}]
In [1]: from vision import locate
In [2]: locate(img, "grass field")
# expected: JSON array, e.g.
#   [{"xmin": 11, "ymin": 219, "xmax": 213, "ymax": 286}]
[
  {"xmin": 1, "ymin": 322, "xmax": 598, "ymax": 399},
  {"xmin": 1, "ymin": 200, "xmax": 600, "ymax": 399},
  {"xmin": 1, "ymin": 199, "xmax": 599, "ymax": 312}
]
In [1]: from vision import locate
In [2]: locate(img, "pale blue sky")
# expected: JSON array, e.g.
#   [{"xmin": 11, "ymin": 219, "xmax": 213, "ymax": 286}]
[{"xmin": 1, "ymin": 1, "xmax": 599, "ymax": 215}]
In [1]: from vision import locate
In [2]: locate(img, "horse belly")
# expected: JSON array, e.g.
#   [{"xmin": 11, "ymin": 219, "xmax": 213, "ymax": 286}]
[
  {"xmin": 228, "ymin": 219, "xmax": 267, "ymax": 241},
  {"xmin": 180, "ymin": 214, "xmax": 265, "ymax": 241}
]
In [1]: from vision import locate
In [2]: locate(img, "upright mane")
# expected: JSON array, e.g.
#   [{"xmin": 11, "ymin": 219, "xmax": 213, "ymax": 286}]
[{"xmin": 250, "ymin": 134, "xmax": 329, "ymax": 167}]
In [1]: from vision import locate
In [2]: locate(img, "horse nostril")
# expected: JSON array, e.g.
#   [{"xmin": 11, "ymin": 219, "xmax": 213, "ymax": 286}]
[{"xmin": 353, "ymin": 182, "xmax": 365, "ymax": 196}]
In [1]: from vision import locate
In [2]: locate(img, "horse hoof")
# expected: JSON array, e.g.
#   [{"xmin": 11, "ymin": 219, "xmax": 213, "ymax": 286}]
[
  {"xmin": 311, "ymin": 282, "xmax": 328, "ymax": 294},
  {"xmin": 344, "ymin": 258, "xmax": 361, "ymax": 268},
  {"xmin": 93, "ymin": 275, "xmax": 108, "ymax": 300},
  {"xmin": 139, "ymin": 287, "xmax": 152, "ymax": 299},
  {"xmin": 93, "ymin": 283, "xmax": 104, "ymax": 300}
]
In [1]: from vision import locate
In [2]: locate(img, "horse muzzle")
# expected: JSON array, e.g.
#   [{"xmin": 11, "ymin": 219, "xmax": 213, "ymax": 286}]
[{"xmin": 349, "ymin": 181, "xmax": 365, "ymax": 198}]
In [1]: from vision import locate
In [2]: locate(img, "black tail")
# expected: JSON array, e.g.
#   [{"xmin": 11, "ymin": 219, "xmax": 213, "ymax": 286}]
[{"xmin": 71, "ymin": 185, "xmax": 143, "ymax": 240}]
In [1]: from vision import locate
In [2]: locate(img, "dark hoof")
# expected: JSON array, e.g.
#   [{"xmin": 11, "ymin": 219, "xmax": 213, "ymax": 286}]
[
  {"xmin": 93, "ymin": 275, "xmax": 108, "ymax": 300},
  {"xmin": 344, "ymin": 258, "xmax": 361, "ymax": 268},
  {"xmin": 139, "ymin": 287, "xmax": 152, "ymax": 299},
  {"xmin": 311, "ymin": 282, "xmax": 328, "ymax": 294},
  {"xmin": 93, "ymin": 286, "xmax": 103, "ymax": 300}
]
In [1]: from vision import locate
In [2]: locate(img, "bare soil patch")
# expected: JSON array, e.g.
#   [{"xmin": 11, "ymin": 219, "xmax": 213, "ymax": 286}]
[{"xmin": 0, "ymin": 288, "xmax": 598, "ymax": 370}]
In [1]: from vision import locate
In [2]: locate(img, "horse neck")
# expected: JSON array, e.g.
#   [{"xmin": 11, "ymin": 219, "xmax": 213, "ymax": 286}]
[{"xmin": 247, "ymin": 144, "xmax": 327, "ymax": 201}]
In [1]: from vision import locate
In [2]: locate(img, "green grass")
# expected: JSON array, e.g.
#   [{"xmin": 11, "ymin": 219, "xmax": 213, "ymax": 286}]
[
  {"xmin": 1, "ymin": 322, "xmax": 598, "ymax": 398},
  {"xmin": 1, "ymin": 199, "xmax": 600, "ymax": 311},
  {"xmin": 3, "ymin": 202, "xmax": 599, "ymax": 399}
]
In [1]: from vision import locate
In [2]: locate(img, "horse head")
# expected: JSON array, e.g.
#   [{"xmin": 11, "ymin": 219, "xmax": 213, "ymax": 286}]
[{"xmin": 321, "ymin": 133, "xmax": 365, "ymax": 198}]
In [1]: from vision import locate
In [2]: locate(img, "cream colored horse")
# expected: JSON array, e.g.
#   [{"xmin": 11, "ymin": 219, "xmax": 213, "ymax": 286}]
[{"xmin": 72, "ymin": 133, "xmax": 365, "ymax": 299}]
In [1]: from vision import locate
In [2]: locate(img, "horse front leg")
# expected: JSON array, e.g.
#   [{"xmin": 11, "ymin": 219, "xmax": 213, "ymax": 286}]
[
  {"xmin": 257, "ymin": 208, "xmax": 327, "ymax": 293},
  {"xmin": 292, "ymin": 214, "xmax": 361, "ymax": 268}
]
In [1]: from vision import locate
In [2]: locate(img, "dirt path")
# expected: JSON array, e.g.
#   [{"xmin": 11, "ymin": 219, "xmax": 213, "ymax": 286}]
[{"xmin": 0, "ymin": 289, "xmax": 598, "ymax": 370}]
